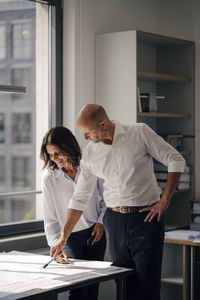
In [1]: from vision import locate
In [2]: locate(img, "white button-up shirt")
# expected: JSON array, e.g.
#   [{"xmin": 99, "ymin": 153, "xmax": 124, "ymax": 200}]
[
  {"xmin": 68, "ymin": 122, "xmax": 185, "ymax": 210},
  {"xmin": 42, "ymin": 167, "xmax": 106, "ymax": 247}
]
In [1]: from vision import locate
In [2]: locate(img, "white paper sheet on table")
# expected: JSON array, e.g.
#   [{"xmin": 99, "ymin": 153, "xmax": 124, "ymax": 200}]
[
  {"xmin": 165, "ymin": 229, "xmax": 200, "ymax": 241},
  {"xmin": 0, "ymin": 251, "xmax": 129, "ymax": 299}
]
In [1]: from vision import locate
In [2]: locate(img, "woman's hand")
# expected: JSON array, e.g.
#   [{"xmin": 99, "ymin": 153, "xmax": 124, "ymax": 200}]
[
  {"xmin": 52, "ymin": 250, "xmax": 70, "ymax": 264},
  {"xmin": 90, "ymin": 223, "xmax": 104, "ymax": 245}
]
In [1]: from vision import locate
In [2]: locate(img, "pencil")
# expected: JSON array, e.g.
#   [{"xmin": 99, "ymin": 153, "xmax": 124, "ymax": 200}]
[{"xmin": 43, "ymin": 257, "xmax": 54, "ymax": 269}]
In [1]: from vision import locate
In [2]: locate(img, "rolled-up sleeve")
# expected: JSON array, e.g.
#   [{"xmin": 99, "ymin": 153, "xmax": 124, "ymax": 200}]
[
  {"xmin": 68, "ymin": 148, "xmax": 97, "ymax": 211},
  {"xmin": 140, "ymin": 123, "xmax": 185, "ymax": 172},
  {"xmin": 42, "ymin": 174, "xmax": 61, "ymax": 247}
]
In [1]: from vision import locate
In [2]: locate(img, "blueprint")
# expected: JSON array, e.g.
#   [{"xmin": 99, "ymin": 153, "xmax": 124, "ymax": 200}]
[{"xmin": 0, "ymin": 251, "xmax": 130, "ymax": 299}]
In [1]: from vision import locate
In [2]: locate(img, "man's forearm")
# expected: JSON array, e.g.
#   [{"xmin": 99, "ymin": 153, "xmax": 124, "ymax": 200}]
[
  {"xmin": 61, "ymin": 208, "xmax": 83, "ymax": 242},
  {"xmin": 161, "ymin": 172, "xmax": 181, "ymax": 203}
]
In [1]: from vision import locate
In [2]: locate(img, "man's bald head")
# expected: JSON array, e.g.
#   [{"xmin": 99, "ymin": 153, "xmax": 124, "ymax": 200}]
[
  {"xmin": 77, "ymin": 104, "xmax": 109, "ymax": 127},
  {"xmin": 77, "ymin": 104, "xmax": 114, "ymax": 144}
]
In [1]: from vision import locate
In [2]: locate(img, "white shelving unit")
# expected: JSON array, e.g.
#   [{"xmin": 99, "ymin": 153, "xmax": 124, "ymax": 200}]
[
  {"xmin": 95, "ymin": 29, "xmax": 194, "ymax": 300},
  {"xmin": 136, "ymin": 31, "xmax": 194, "ymax": 230},
  {"xmin": 162, "ymin": 242, "xmax": 188, "ymax": 300}
]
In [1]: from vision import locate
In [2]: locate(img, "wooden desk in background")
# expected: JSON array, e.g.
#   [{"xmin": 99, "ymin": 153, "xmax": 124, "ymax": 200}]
[{"xmin": 163, "ymin": 237, "xmax": 200, "ymax": 300}]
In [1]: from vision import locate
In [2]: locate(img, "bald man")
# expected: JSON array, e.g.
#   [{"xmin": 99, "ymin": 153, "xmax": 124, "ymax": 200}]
[{"xmin": 51, "ymin": 104, "xmax": 185, "ymax": 300}]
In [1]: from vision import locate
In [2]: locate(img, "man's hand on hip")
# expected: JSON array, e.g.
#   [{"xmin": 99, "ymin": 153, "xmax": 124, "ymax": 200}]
[
  {"xmin": 139, "ymin": 198, "xmax": 170, "ymax": 222},
  {"xmin": 139, "ymin": 172, "xmax": 181, "ymax": 222}
]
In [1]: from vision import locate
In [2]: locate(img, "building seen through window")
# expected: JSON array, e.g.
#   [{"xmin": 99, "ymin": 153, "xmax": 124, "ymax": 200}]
[
  {"xmin": 0, "ymin": 157, "xmax": 5, "ymax": 191},
  {"xmin": 12, "ymin": 156, "xmax": 32, "ymax": 188},
  {"xmin": 12, "ymin": 22, "xmax": 33, "ymax": 59},
  {"xmin": 0, "ymin": 25, "xmax": 6, "ymax": 60},
  {"xmin": 0, "ymin": 0, "xmax": 36, "ymax": 223},
  {"xmin": 0, "ymin": 114, "xmax": 5, "ymax": 143},
  {"xmin": 12, "ymin": 113, "xmax": 31, "ymax": 143}
]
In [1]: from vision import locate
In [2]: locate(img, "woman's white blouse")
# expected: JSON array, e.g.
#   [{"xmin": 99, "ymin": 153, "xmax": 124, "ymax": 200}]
[{"xmin": 42, "ymin": 167, "xmax": 106, "ymax": 247}]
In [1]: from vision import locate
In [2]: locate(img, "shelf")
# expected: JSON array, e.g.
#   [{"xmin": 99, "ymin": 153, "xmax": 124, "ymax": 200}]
[
  {"xmin": 175, "ymin": 189, "xmax": 191, "ymax": 194},
  {"xmin": 160, "ymin": 189, "xmax": 191, "ymax": 194},
  {"xmin": 162, "ymin": 277, "xmax": 184, "ymax": 285},
  {"xmin": 137, "ymin": 31, "xmax": 193, "ymax": 47},
  {"xmin": 138, "ymin": 112, "xmax": 192, "ymax": 118},
  {"xmin": 138, "ymin": 71, "xmax": 191, "ymax": 82},
  {"xmin": 180, "ymin": 151, "xmax": 192, "ymax": 156}
]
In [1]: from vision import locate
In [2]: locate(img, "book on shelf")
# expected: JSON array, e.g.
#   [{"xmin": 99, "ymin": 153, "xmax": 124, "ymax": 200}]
[
  {"xmin": 177, "ymin": 182, "xmax": 190, "ymax": 190},
  {"xmin": 140, "ymin": 92, "xmax": 150, "ymax": 112},
  {"xmin": 190, "ymin": 203, "xmax": 200, "ymax": 231},
  {"xmin": 192, "ymin": 203, "xmax": 200, "ymax": 212},
  {"xmin": 190, "ymin": 223, "xmax": 200, "ymax": 231},
  {"xmin": 167, "ymin": 133, "xmax": 182, "ymax": 152},
  {"xmin": 149, "ymin": 92, "xmax": 157, "ymax": 112},
  {"xmin": 154, "ymin": 163, "xmax": 167, "ymax": 172},
  {"xmin": 155, "ymin": 172, "xmax": 191, "ymax": 182},
  {"xmin": 137, "ymin": 91, "xmax": 166, "ymax": 113},
  {"xmin": 157, "ymin": 181, "xmax": 190, "ymax": 190},
  {"xmin": 192, "ymin": 216, "xmax": 200, "ymax": 223}
]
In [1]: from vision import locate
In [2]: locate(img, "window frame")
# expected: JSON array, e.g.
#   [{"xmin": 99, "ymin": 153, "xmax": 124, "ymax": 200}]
[{"xmin": 0, "ymin": 0, "xmax": 63, "ymax": 238}]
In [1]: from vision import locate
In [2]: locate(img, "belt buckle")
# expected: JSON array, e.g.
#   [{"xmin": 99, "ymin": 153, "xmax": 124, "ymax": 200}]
[{"xmin": 119, "ymin": 206, "xmax": 130, "ymax": 214}]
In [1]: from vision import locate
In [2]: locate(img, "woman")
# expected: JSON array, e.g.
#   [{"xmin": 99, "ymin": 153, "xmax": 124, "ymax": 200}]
[{"xmin": 40, "ymin": 126, "xmax": 106, "ymax": 300}]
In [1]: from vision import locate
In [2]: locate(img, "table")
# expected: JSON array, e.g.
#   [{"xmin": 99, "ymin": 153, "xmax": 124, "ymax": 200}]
[{"xmin": 0, "ymin": 251, "xmax": 135, "ymax": 300}]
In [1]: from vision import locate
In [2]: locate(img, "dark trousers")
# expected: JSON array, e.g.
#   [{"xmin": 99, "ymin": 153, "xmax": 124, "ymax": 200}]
[
  {"xmin": 64, "ymin": 225, "xmax": 106, "ymax": 300},
  {"xmin": 103, "ymin": 208, "xmax": 164, "ymax": 300}
]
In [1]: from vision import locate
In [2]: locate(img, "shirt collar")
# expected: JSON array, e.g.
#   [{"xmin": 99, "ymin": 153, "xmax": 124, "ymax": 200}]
[
  {"xmin": 54, "ymin": 165, "xmax": 80, "ymax": 182},
  {"xmin": 63, "ymin": 165, "xmax": 80, "ymax": 183},
  {"xmin": 113, "ymin": 121, "xmax": 125, "ymax": 142}
]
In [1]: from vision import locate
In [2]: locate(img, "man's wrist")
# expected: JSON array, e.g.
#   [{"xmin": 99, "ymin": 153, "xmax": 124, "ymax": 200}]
[
  {"xmin": 60, "ymin": 233, "xmax": 67, "ymax": 245},
  {"xmin": 160, "ymin": 194, "xmax": 171, "ymax": 205}
]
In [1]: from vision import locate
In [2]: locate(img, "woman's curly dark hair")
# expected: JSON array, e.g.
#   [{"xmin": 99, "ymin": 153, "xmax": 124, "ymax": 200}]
[{"xmin": 40, "ymin": 126, "xmax": 82, "ymax": 170}]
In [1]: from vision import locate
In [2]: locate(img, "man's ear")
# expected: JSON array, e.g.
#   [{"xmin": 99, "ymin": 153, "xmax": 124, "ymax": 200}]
[{"xmin": 99, "ymin": 120, "xmax": 107, "ymax": 129}]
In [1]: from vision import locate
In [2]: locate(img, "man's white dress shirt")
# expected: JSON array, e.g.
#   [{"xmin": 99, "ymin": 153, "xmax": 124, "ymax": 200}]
[
  {"xmin": 68, "ymin": 122, "xmax": 185, "ymax": 211},
  {"xmin": 42, "ymin": 167, "xmax": 106, "ymax": 246}
]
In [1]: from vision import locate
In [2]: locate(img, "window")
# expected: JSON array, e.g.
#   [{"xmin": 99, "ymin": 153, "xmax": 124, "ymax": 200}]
[
  {"xmin": 0, "ymin": 157, "xmax": 5, "ymax": 191},
  {"xmin": 0, "ymin": 114, "xmax": 5, "ymax": 143},
  {"xmin": 0, "ymin": 0, "xmax": 63, "ymax": 233},
  {"xmin": 12, "ymin": 22, "xmax": 34, "ymax": 59},
  {"xmin": 11, "ymin": 68, "xmax": 32, "ymax": 101},
  {"xmin": 11, "ymin": 195, "xmax": 35, "ymax": 221},
  {"xmin": 0, "ymin": 195, "xmax": 35, "ymax": 223},
  {"xmin": 12, "ymin": 113, "xmax": 31, "ymax": 143},
  {"xmin": 12, "ymin": 157, "xmax": 32, "ymax": 188},
  {"xmin": 0, "ymin": 24, "xmax": 6, "ymax": 60}
]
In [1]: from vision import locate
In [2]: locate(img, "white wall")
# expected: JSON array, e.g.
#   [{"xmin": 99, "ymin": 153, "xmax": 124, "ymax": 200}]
[{"xmin": 63, "ymin": 0, "xmax": 200, "ymax": 192}]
